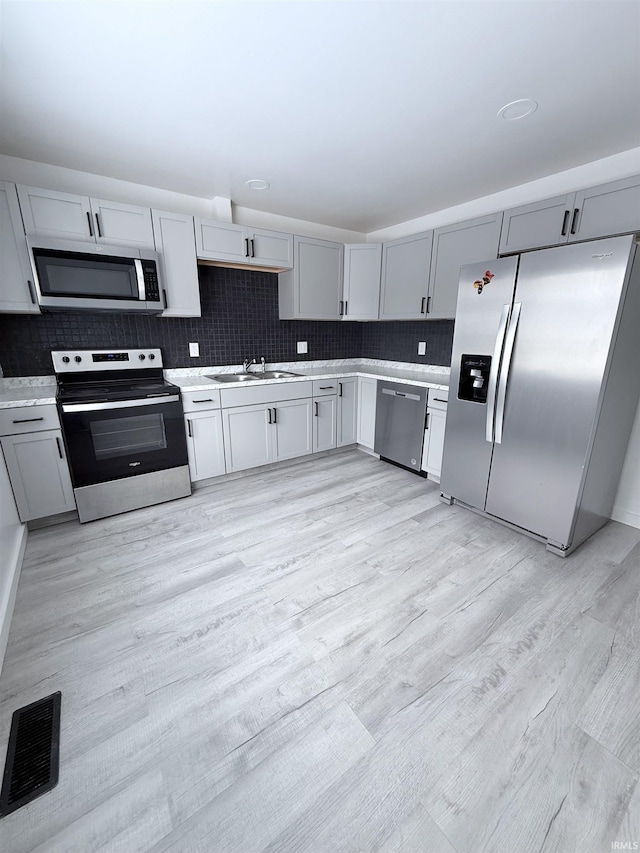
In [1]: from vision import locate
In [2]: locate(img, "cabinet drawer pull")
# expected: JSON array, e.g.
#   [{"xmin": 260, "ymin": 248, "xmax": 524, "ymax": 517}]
[
  {"xmin": 95, "ymin": 212, "xmax": 102, "ymax": 238},
  {"xmin": 339, "ymin": 382, "xmax": 343, "ymax": 397},
  {"xmin": 186, "ymin": 419, "xmax": 192, "ymax": 437},
  {"xmin": 27, "ymin": 279, "xmax": 37, "ymax": 304},
  {"xmin": 319, "ymin": 385, "xmax": 334, "ymax": 390},
  {"xmin": 420, "ymin": 297, "xmax": 426, "ymax": 314},
  {"xmin": 12, "ymin": 416, "xmax": 44, "ymax": 424},
  {"xmin": 56, "ymin": 436, "xmax": 64, "ymax": 458},
  {"xmin": 86, "ymin": 211, "xmax": 94, "ymax": 237},
  {"xmin": 193, "ymin": 398, "xmax": 213, "ymax": 403},
  {"xmin": 433, "ymin": 398, "xmax": 448, "ymax": 403},
  {"xmin": 570, "ymin": 207, "xmax": 580, "ymax": 235},
  {"xmin": 561, "ymin": 209, "xmax": 570, "ymax": 236},
  {"xmin": 314, "ymin": 401, "xmax": 319, "ymax": 417},
  {"xmin": 244, "ymin": 238, "xmax": 250, "ymax": 257}
]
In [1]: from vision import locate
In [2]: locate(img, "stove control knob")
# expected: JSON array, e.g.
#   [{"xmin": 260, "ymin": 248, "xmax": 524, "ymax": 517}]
[
  {"xmin": 74, "ymin": 356, "xmax": 82, "ymax": 363},
  {"xmin": 62, "ymin": 356, "xmax": 70, "ymax": 363},
  {"xmin": 139, "ymin": 354, "xmax": 146, "ymax": 360},
  {"xmin": 148, "ymin": 353, "xmax": 155, "ymax": 360}
]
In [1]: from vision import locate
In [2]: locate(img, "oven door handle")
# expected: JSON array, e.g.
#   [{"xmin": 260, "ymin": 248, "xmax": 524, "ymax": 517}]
[{"xmin": 61, "ymin": 394, "xmax": 181, "ymax": 413}]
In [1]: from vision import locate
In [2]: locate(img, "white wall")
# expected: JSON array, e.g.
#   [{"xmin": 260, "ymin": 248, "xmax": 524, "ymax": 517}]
[{"xmin": 0, "ymin": 448, "xmax": 26, "ymax": 672}]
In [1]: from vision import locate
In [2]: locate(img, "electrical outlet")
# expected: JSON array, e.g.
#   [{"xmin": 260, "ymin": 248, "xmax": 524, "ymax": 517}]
[
  {"xmin": 418, "ymin": 341, "xmax": 427, "ymax": 355},
  {"xmin": 189, "ymin": 342, "xmax": 200, "ymax": 358},
  {"xmin": 297, "ymin": 341, "xmax": 308, "ymax": 354}
]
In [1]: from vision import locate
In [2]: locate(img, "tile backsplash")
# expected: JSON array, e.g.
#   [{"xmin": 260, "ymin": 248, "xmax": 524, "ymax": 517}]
[{"xmin": 0, "ymin": 266, "xmax": 454, "ymax": 376}]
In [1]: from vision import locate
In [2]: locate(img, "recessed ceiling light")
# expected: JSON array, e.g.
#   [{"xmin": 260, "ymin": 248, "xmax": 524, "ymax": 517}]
[
  {"xmin": 245, "ymin": 178, "xmax": 270, "ymax": 190},
  {"xmin": 497, "ymin": 99, "xmax": 539, "ymax": 121}
]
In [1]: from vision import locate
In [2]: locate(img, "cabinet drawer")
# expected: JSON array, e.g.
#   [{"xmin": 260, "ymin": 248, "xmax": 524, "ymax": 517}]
[
  {"xmin": 0, "ymin": 404, "xmax": 60, "ymax": 436},
  {"xmin": 312, "ymin": 379, "xmax": 339, "ymax": 397},
  {"xmin": 221, "ymin": 380, "xmax": 310, "ymax": 408},
  {"xmin": 427, "ymin": 390, "xmax": 449, "ymax": 412},
  {"xmin": 181, "ymin": 389, "xmax": 221, "ymax": 412}
]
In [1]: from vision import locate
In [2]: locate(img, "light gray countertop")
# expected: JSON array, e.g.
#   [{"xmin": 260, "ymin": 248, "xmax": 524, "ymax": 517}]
[{"xmin": 0, "ymin": 384, "xmax": 57, "ymax": 408}]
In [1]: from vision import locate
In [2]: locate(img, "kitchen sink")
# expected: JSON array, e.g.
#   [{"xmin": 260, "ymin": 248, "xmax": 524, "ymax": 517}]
[
  {"xmin": 259, "ymin": 370, "xmax": 301, "ymax": 379},
  {"xmin": 207, "ymin": 370, "xmax": 302, "ymax": 383}
]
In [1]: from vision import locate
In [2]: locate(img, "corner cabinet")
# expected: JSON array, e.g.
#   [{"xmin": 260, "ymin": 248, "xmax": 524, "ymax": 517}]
[
  {"xmin": 379, "ymin": 232, "xmax": 433, "ymax": 320},
  {"xmin": 279, "ymin": 236, "xmax": 344, "ymax": 320},
  {"xmin": 427, "ymin": 213, "xmax": 503, "ymax": 319},
  {"xmin": 17, "ymin": 185, "xmax": 155, "ymax": 247},
  {"xmin": 356, "ymin": 377, "xmax": 377, "ymax": 449},
  {"xmin": 337, "ymin": 377, "xmax": 357, "ymax": 446},
  {"xmin": 0, "ymin": 182, "xmax": 39, "ymax": 314},
  {"xmin": 499, "ymin": 175, "xmax": 640, "ymax": 255},
  {"xmin": 195, "ymin": 218, "xmax": 293, "ymax": 268},
  {"xmin": 151, "ymin": 209, "xmax": 201, "ymax": 317},
  {"xmin": 342, "ymin": 244, "xmax": 382, "ymax": 320}
]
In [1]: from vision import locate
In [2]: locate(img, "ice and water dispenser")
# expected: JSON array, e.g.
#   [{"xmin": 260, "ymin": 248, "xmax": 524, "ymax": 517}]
[{"xmin": 458, "ymin": 354, "xmax": 491, "ymax": 404}]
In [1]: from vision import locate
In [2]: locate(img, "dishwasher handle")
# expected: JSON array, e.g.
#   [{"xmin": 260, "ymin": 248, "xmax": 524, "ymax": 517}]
[{"xmin": 381, "ymin": 387, "xmax": 421, "ymax": 402}]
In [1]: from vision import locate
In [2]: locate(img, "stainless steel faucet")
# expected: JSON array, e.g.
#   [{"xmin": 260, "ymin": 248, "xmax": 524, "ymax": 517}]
[
  {"xmin": 260, "ymin": 357, "xmax": 266, "ymax": 373},
  {"xmin": 242, "ymin": 358, "xmax": 256, "ymax": 374}
]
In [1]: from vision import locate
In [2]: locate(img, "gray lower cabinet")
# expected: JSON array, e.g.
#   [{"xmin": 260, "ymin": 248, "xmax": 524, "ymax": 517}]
[
  {"xmin": 152, "ymin": 209, "xmax": 201, "ymax": 317},
  {"xmin": 379, "ymin": 232, "xmax": 433, "ymax": 320},
  {"xmin": 0, "ymin": 182, "xmax": 39, "ymax": 314},
  {"xmin": 222, "ymin": 398, "xmax": 313, "ymax": 473},
  {"xmin": 1, "ymin": 429, "xmax": 75, "ymax": 521},
  {"xmin": 279, "ymin": 236, "xmax": 344, "ymax": 319},
  {"xmin": 313, "ymin": 396, "xmax": 337, "ymax": 452},
  {"xmin": 337, "ymin": 378, "xmax": 357, "ymax": 446},
  {"xmin": 428, "ymin": 213, "xmax": 503, "ymax": 318},
  {"xmin": 499, "ymin": 175, "xmax": 640, "ymax": 254},
  {"xmin": 421, "ymin": 391, "xmax": 448, "ymax": 481},
  {"xmin": 185, "ymin": 409, "xmax": 225, "ymax": 481},
  {"xmin": 356, "ymin": 377, "xmax": 377, "ymax": 449}
]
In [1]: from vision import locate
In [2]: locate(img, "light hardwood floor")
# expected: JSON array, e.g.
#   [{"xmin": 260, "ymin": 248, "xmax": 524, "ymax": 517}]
[{"xmin": 0, "ymin": 448, "xmax": 638, "ymax": 852}]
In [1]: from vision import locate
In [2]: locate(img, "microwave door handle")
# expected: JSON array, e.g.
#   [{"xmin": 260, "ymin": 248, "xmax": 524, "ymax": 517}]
[
  {"xmin": 486, "ymin": 304, "xmax": 511, "ymax": 442},
  {"xmin": 134, "ymin": 259, "xmax": 145, "ymax": 301},
  {"xmin": 494, "ymin": 302, "xmax": 521, "ymax": 445}
]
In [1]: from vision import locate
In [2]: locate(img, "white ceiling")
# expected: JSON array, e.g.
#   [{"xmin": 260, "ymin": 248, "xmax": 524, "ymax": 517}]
[{"xmin": 1, "ymin": 0, "xmax": 639, "ymax": 233}]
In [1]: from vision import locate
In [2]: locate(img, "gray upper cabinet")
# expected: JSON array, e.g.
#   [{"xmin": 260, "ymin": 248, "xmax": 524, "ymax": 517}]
[
  {"xmin": 342, "ymin": 243, "xmax": 382, "ymax": 320},
  {"xmin": 499, "ymin": 193, "xmax": 576, "ymax": 254},
  {"xmin": 428, "ymin": 212, "xmax": 503, "ymax": 319},
  {"xmin": 0, "ymin": 182, "xmax": 39, "ymax": 314},
  {"xmin": 379, "ymin": 232, "xmax": 433, "ymax": 320},
  {"xmin": 570, "ymin": 175, "xmax": 640, "ymax": 243},
  {"xmin": 195, "ymin": 218, "xmax": 293, "ymax": 268},
  {"xmin": 151, "ymin": 209, "xmax": 201, "ymax": 317},
  {"xmin": 279, "ymin": 235, "xmax": 344, "ymax": 320},
  {"xmin": 17, "ymin": 185, "xmax": 155, "ymax": 246}
]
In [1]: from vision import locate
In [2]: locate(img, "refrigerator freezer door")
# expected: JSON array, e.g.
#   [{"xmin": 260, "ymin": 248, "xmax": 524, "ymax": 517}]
[
  {"xmin": 484, "ymin": 235, "xmax": 634, "ymax": 546},
  {"xmin": 440, "ymin": 256, "xmax": 518, "ymax": 509}
]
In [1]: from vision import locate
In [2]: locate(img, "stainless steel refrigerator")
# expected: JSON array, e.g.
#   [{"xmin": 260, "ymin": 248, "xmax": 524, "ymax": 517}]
[{"xmin": 440, "ymin": 234, "xmax": 640, "ymax": 556}]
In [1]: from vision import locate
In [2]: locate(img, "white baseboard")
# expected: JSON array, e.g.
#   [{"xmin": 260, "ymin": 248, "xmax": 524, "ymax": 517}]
[
  {"xmin": 611, "ymin": 505, "xmax": 640, "ymax": 530},
  {"xmin": 0, "ymin": 524, "xmax": 27, "ymax": 676}
]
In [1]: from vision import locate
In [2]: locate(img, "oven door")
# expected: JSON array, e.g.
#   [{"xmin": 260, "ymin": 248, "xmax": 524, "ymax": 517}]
[{"xmin": 59, "ymin": 396, "xmax": 188, "ymax": 488}]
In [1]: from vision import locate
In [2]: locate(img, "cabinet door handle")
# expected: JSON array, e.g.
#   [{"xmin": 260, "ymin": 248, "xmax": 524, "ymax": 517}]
[
  {"xmin": 27, "ymin": 279, "xmax": 37, "ymax": 304},
  {"xmin": 420, "ymin": 297, "xmax": 426, "ymax": 314},
  {"xmin": 425, "ymin": 413, "xmax": 430, "ymax": 429},
  {"xmin": 426, "ymin": 296, "xmax": 431, "ymax": 313},
  {"xmin": 314, "ymin": 401, "xmax": 319, "ymax": 417},
  {"xmin": 272, "ymin": 407, "xmax": 277, "ymax": 424},
  {"xmin": 86, "ymin": 211, "xmax": 94, "ymax": 237},
  {"xmin": 12, "ymin": 416, "xmax": 44, "ymax": 424},
  {"xmin": 186, "ymin": 419, "xmax": 192, "ymax": 437},
  {"xmin": 244, "ymin": 238, "xmax": 250, "ymax": 257},
  {"xmin": 570, "ymin": 207, "xmax": 580, "ymax": 235},
  {"xmin": 339, "ymin": 300, "xmax": 344, "ymax": 316},
  {"xmin": 56, "ymin": 436, "xmax": 64, "ymax": 458},
  {"xmin": 344, "ymin": 300, "xmax": 348, "ymax": 315},
  {"xmin": 250, "ymin": 239, "xmax": 255, "ymax": 258},
  {"xmin": 561, "ymin": 209, "xmax": 570, "ymax": 236},
  {"xmin": 339, "ymin": 382, "xmax": 343, "ymax": 397},
  {"xmin": 95, "ymin": 212, "xmax": 102, "ymax": 238},
  {"xmin": 162, "ymin": 289, "xmax": 168, "ymax": 310},
  {"xmin": 267, "ymin": 408, "xmax": 272, "ymax": 424}
]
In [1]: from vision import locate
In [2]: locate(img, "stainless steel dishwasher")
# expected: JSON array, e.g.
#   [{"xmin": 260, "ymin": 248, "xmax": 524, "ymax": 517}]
[{"xmin": 374, "ymin": 380, "xmax": 428, "ymax": 473}]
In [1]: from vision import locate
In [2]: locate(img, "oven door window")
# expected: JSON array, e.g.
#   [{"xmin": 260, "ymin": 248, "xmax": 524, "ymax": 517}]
[
  {"xmin": 90, "ymin": 413, "xmax": 167, "ymax": 460},
  {"xmin": 60, "ymin": 400, "xmax": 188, "ymax": 488}
]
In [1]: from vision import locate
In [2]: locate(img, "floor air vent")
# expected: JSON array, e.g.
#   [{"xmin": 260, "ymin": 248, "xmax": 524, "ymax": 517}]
[{"xmin": 0, "ymin": 692, "xmax": 61, "ymax": 817}]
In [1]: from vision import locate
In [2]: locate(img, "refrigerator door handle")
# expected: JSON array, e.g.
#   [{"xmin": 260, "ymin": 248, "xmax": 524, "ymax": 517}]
[
  {"xmin": 494, "ymin": 302, "xmax": 522, "ymax": 445},
  {"xmin": 485, "ymin": 303, "xmax": 511, "ymax": 442}
]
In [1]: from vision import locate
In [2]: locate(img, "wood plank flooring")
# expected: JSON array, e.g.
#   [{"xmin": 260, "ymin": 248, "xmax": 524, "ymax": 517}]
[{"xmin": 0, "ymin": 448, "xmax": 638, "ymax": 852}]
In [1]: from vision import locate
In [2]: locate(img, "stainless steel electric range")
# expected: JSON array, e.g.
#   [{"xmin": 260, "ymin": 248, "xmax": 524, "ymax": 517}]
[{"xmin": 53, "ymin": 348, "xmax": 191, "ymax": 523}]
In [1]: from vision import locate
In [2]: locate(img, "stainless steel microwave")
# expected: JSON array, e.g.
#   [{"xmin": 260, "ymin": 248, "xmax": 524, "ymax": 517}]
[{"xmin": 26, "ymin": 237, "xmax": 165, "ymax": 313}]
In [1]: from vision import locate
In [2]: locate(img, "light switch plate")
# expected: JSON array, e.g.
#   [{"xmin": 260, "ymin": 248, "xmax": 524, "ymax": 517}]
[
  {"xmin": 418, "ymin": 341, "xmax": 427, "ymax": 355},
  {"xmin": 189, "ymin": 342, "xmax": 200, "ymax": 358},
  {"xmin": 297, "ymin": 341, "xmax": 308, "ymax": 354}
]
